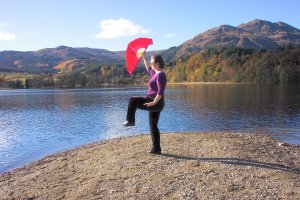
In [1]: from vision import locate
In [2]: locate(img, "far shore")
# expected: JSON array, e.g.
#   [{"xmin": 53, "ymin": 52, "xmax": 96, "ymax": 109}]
[{"xmin": 1, "ymin": 132, "xmax": 299, "ymax": 199}]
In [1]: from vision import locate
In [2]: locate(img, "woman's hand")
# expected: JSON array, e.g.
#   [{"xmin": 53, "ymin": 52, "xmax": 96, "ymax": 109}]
[
  {"xmin": 144, "ymin": 101, "xmax": 156, "ymax": 107},
  {"xmin": 144, "ymin": 95, "xmax": 161, "ymax": 107}
]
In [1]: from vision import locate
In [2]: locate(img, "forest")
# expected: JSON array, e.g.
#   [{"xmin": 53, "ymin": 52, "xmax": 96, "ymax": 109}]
[{"xmin": 165, "ymin": 45, "xmax": 300, "ymax": 83}]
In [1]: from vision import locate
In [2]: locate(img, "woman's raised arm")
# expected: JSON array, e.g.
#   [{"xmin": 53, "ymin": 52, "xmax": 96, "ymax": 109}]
[{"xmin": 142, "ymin": 54, "xmax": 151, "ymax": 70}]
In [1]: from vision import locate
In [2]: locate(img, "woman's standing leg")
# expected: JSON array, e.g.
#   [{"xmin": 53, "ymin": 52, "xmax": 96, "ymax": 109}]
[{"xmin": 149, "ymin": 111, "xmax": 161, "ymax": 153}]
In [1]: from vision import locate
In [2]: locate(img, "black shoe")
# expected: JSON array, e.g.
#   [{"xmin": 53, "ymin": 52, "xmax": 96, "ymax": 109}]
[
  {"xmin": 148, "ymin": 148, "xmax": 161, "ymax": 154},
  {"xmin": 123, "ymin": 121, "xmax": 135, "ymax": 127}
]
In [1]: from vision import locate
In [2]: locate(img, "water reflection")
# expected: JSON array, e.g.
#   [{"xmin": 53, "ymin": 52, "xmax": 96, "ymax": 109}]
[
  {"xmin": 164, "ymin": 84, "xmax": 300, "ymax": 138},
  {"xmin": 0, "ymin": 84, "xmax": 299, "ymax": 173}
]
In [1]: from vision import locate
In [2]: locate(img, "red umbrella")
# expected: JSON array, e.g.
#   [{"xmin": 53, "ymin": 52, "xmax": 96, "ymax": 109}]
[{"xmin": 126, "ymin": 38, "xmax": 153, "ymax": 75}]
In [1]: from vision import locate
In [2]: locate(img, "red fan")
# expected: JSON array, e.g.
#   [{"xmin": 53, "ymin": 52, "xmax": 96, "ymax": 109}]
[{"xmin": 126, "ymin": 38, "xmax": 153, "ymax": 75}]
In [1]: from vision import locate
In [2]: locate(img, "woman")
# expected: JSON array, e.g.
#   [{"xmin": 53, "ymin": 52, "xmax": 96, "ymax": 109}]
[{"xmin": 123, "ymin": 54, "xmax": 167, "ymax": 154}]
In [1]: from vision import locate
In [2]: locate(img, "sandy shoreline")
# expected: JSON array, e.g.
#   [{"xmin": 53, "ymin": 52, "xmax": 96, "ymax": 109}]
[{"xmin": 1, "ymin": 132, "xmax": 300, "ymax": 199}]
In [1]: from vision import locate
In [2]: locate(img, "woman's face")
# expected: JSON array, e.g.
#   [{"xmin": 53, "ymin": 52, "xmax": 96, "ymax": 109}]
[{"xmin": 150, "ymin": 57, "xmax": 159, "ymax": 71}]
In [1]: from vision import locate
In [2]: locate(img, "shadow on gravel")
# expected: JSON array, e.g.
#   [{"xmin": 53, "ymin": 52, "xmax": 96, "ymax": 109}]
[{"xmin": 160, "ymin": 153, "xmax": 300, "ymax": 174}]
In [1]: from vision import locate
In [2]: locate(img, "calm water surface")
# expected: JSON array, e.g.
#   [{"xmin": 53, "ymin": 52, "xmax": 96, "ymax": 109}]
[{"xmin": 0, "ymin": 84, "xmax": 299, "ymax": 173}]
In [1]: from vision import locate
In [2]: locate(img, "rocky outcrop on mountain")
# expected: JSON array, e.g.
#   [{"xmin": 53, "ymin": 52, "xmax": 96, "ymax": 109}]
[{"xmin": 238, "ymin": 19, "xmax": 300, "ymax": 45}]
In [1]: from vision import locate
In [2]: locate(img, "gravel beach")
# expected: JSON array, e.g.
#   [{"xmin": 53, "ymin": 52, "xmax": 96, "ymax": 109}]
[{"xmin": 1, "ymin": 132, "xmax": 300, "ymax": 199}]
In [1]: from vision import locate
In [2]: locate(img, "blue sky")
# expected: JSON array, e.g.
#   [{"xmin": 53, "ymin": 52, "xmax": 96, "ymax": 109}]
[{"xmin": 0, "ymin": 0, "xmax": 299, "ymax": 51}]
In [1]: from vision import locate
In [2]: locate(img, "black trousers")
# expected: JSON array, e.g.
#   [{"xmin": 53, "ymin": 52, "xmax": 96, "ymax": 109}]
[{"xmin": 126, "ymin": 96, "xmax": 164, "ymax": 150}]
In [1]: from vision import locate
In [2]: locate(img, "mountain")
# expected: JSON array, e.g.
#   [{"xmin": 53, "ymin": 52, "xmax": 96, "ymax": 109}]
[
  {"xmin": 0, "ymin": 46, "xmax": 125, "ymax": 73},
  {"xmin": 1, "ymin": 19, "xmax": 299, "ymax": 73},
  {"xmin": 162, "ymin": 19, "xmax": 300, "ymax": 62}
]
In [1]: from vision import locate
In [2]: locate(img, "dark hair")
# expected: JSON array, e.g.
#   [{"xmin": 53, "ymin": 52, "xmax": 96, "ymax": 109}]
[{"xmin": 153, "ymin": 55, "xmax": 165, "ymax": 69}]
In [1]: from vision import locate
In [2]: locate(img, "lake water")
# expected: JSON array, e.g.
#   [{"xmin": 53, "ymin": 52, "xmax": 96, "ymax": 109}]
[{"xmin": 0, "ymin": 84, "xmax": 300, "ymax": 173}]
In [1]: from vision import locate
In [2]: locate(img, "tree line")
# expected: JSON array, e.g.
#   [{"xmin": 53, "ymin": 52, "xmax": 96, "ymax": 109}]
[{"xmin": 0, "ymin": 64, "xmax": 150, "ymax": 89}]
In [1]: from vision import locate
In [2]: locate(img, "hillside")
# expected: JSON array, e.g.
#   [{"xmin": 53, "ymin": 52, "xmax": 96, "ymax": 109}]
[
  {"xmin": 162, "ymin": 19, "xmax": 300, "ymax": 63},
  {"xmin": 53, "ymin": 58, "xmax": 111, "ymax": 73}
]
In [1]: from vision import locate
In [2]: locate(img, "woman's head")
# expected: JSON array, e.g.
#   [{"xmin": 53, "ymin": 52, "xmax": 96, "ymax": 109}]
[{"xmin": 150, "ymin": 55, "xmax": 164, "ymax": 70}]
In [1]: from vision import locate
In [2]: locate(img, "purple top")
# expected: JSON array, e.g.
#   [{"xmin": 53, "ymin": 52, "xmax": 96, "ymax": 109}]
[{"xmin": 147, "ymin": 68, "xmax": 167, "ymax": 98}]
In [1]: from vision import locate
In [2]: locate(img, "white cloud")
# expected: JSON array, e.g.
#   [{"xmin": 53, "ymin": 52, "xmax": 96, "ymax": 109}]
[
  {"xmin": 164, "ymin": 33, "xmax": 177, "ymax": 38},
  {"xmin": 0, "ymin": 30, "xmax": 16, "ymax": 41},
  {"xmin": 95, "ymin": 18, "xmax": 149, "ymax": 39}
]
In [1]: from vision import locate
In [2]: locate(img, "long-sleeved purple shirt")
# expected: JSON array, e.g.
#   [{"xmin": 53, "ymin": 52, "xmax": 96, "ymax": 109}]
[{"xmin": 147, "ymin": 68, "xmax": 167, "ymax": 98}]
